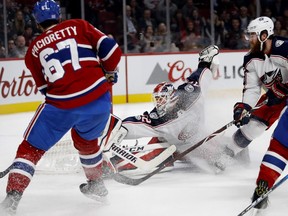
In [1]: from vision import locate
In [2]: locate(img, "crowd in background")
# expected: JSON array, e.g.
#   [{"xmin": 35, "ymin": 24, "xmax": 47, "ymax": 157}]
[{"xmin": 1, "ymin": 0, "xmax": 288, "ymax": 58}]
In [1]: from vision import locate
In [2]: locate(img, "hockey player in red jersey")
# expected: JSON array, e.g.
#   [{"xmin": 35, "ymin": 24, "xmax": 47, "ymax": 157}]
[
  {"xmin": 0, "ymin": 0, "xmax": 121, "ymax": 214},
  {"xmin": 215, "ymin": 16, "xmax": 288, "ymax": 211},
  {"xmin": 104, "ymin": 45, "xmax": 221, "ymax": 173}
]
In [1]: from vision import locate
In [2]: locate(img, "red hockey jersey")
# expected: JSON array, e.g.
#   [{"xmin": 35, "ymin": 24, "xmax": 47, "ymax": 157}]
[{"xmin": 25, "ymin": 19, "xmax": 121, "ymax": 109}]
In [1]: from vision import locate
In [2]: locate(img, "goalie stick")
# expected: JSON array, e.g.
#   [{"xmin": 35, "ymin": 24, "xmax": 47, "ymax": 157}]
[
  {"xmin": 237, "ymin": 173, "xmax": 288, "ymax": 216},
  {"xmin": 113, "ymin": 101, "xmax": 267, "ymax": 186}
]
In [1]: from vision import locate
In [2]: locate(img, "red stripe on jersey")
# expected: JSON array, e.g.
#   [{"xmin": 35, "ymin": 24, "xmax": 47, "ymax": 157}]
[{"xmin": 23, "ymin": 103, "xmax": 46, "ymax": 140}]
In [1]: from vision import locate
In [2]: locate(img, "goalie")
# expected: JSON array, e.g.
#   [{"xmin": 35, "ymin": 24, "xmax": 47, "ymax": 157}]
[{"xmin": 103, "ymin": 45, "xmax": 222, "ymax": 174}]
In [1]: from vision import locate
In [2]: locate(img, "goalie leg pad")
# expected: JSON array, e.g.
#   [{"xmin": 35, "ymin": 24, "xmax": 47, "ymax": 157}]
[
  {"xmin": 98, "ymin": 114, "xmax": 127, "ymax": 151},
  {"xmin": 113, "ymin": 141, "xmax": 171, "ymax": 172}
]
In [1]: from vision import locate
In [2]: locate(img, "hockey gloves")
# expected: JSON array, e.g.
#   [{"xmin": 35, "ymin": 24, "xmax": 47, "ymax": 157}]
[
  {"xmin": 233, "ymin": 102, "xmax": 252, "ymax": 127},
  {"xmin": 105, "ymin": 71, "xmax": 118, "ymax": 84}
]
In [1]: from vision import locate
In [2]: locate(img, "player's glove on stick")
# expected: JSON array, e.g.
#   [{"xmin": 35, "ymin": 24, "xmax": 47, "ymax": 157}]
[{"xmin": 233, "ymin": 102, "xmax": 252, "ymax": 127}]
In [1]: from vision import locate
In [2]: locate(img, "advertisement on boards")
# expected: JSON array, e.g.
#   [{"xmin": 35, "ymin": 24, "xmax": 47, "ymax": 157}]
[{"xmin": 0, "ymin": 51, "xmax": 247, "ymax": 113}]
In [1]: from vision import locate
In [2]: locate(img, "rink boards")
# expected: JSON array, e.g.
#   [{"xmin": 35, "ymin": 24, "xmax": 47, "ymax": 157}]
[{"xmin": 0, "ymin": 50, "xmax": 247, "ymax": 114}]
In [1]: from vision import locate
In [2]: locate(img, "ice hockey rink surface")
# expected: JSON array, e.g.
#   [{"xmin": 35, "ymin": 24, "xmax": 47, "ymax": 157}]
[{"xmin": 0, "ymin": 94, "xmax": 287, "ymax": 216}]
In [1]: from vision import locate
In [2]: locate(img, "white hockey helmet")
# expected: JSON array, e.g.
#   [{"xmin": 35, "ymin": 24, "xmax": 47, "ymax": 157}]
[
  {"xmin": 246, "ymin": 16, "xmax": 274, "ymax": 49},
  {"xmin": 152, "ymin": 82, "xmax": 178, "ymax": 116}
]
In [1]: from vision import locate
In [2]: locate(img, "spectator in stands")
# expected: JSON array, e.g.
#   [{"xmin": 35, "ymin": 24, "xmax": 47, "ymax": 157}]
[
  {"xmin": 84, "ymin": 1, "xmax": 99, "ymax": 27},
  {"xmin": 181, "ymin": 20, "xmax": 202, "ymax": 51},
  {"xmin": 280, "ymin": 29, "xmax": 288, "ymax": 37},
  {"xmin": 282, "ymin": 8, "xmax": 288, "ymax": 30},
  {"xmin": 7, "ymin": 39, "xmax": 17, "ymax": 58},
  {"xmin": 181, "ymin": 0, "xmax": 198, "ymax": 21},
  {"xmin": 22, "ymin": 6, "xmax": 32, "ymax": 23},
  {"xmin": 274, "ymin": 19, "xmax": 283, "ymax": 36},
  {"xmin": 140, "ymin": 25, "xmax": 159, "ymax": 53},
  {"xmin": 138, "ymin": 9, "xmax": 157, "ymax": 34},
  {"xmin": 128, "ymin": 0, "xmax": 143, "ymax": 22},
  {"xmin": 224, "ymin": 16, "xmax": 243, "ymax": 49},
  {"xmin": 126, "ymin": 5, "xmax": 138, "ymax": 35},
  {"xmin": 124, "ymin": 4, "xmax": 140, "ymax": 53},
  {"xmin": 144, "ymin": 0, "xmax": 161, "ymax": 13},
  {"xmin": 247, "ymin": 0, "xmax": 258, "ymax": 19},
  {"xmin": 154, "ymin": 22, "xmax": 171, "ymax": 52},
  {"xmin": 6, "ymin": 0, "xmax": 19, "ymax": 24},
  {"xmin": 190, "ymin": 8, "xmax": 206, "ymax": 36},
  {"xmin": 219, "ymin": 10, "xmax": 232, "ymax": 34},
  {"xmin": 262, "ymin": 7, "xmax": 276, "ymax": 22},
  {"xmin": 204, "ymin": 12, "xmax": 225, "ymax": 48},
  {"xmin": 14, "ymin": 35, "xmax": 28, "ymax": 58},
  {"xmin": 0, "ymin": 40, "xmax": 6, "ymax": 58},
  {"xmin": 23, "ymin": 25, "xmax": 34, "ymax": 46},
  {"xmin": 155, "ymin": 0, "xmax": 178, "ymax": 24},
  {"xmin": 239, "ymin": 6, "xmax": 251, "ymax": 31},
  {"xmin": 10, "ymin": 10, "xmax": 26, "ymax": 38},
  {"xmin": 170, "ymin": 9, "xmax": 187, "ymax": 50}
]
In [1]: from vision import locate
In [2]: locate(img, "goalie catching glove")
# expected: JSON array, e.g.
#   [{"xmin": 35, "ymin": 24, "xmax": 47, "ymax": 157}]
[{"xmin": 233, "ymin": 102, "xmax": 252, "ymax": 127}]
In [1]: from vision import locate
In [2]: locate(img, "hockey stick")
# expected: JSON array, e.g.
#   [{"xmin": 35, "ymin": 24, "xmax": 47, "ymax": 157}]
[
  {"xmin": 237, "ymin": 174, "xmax": 288, "ymax": 216},
  {"xmin": 107, "ymin": 143, "xmax": 177, "ymax": 172},
  {"xmin": 0, "ymin": 164, "xmax": 13, "ymax": 178},
  {"xmin": 113, "ymin": 101, "xmax": 267, "ymax": 186}
]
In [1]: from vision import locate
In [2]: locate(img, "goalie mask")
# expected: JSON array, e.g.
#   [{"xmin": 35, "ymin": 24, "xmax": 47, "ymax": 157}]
[{"xmin": 152, "ymin": 82, "xmax": 178, "ymax": 117}]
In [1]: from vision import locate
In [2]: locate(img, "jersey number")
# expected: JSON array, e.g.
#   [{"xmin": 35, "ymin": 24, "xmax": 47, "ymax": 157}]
[{"xmin": 39, "ymin": 38, "xmax": 81, "ymax": 82}]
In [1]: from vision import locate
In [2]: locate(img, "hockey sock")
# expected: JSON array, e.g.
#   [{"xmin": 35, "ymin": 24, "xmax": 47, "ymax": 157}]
[
  {"xmin": 72, "ymin": 128, "xmax": 103, "ymax": 180},
  {"xmin": 7, "ymin": 140, "xmax": 45, "ymax": 193},
  {"xmin": 257, "ymin": 138, "xmax": 288, "ymax": 188}
]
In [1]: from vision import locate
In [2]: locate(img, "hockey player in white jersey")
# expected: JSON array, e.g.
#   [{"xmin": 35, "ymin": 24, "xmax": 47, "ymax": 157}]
[
  {"xmin": 104, "ymin": 45, "xmax": 221, "ymax": 173},
  {"xmin": 214, "ymin": 16, "xmax": 288, "ymax": 211}
]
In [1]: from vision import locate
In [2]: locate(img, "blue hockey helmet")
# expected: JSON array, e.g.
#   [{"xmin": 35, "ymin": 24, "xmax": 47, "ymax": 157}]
[{"xmin": 33, "ymin": 0, "xmax": 61, "ymax": 24}]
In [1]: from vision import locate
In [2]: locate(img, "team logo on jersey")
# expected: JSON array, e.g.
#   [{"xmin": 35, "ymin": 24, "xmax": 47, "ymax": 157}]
[
  {"xmin": 275, "ymin": 40, "xmax": 284, "ymax": 47},
  {"xmin": 149, "ymin": 112, "xmax": 158, "ymax": 119},
  {"xmin": 184, "ymin": 83, "xmax": 195, "ymax": 92},
  {"xmin": 261, "ymin": 68, "xmax": 282, "ymax": 86},
  {"xmin": 135, "ymin": 115, "xmax": 142, "ymax": 120}
]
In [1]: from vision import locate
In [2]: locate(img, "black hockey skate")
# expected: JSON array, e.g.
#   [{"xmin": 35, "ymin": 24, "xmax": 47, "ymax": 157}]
[
  {"xmin": 0, "ymin": 190, "xmax": 22, "ymax": 216},
  {"xmin": 80, "ymin": 178, "xmax": 108, "ymax": 202},
  {"xmin": 252, "ymin": 180, "xmax": 269, "ymax": 209}
]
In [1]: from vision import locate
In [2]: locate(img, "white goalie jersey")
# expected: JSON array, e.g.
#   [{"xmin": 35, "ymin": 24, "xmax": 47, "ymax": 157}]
[{"xmin": 122, "ymin": 66, "xmax": 213, "ymax": 149}]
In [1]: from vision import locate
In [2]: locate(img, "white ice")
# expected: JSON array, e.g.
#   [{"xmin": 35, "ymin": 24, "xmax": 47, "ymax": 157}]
[{"xmin": 0, "ymin": 94, "xmax": 287, "ymax": 216}]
